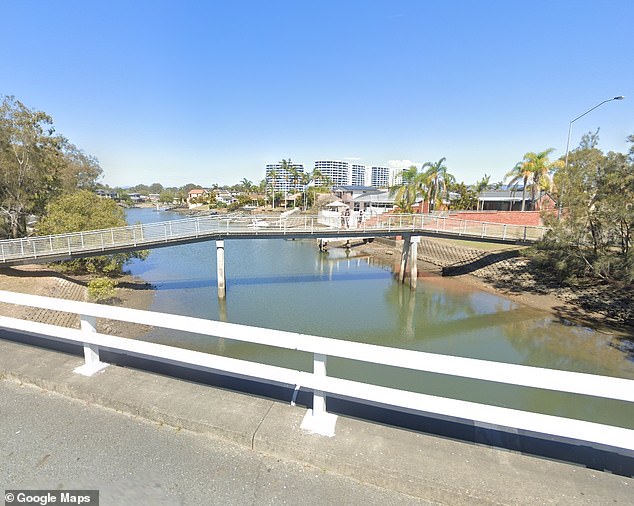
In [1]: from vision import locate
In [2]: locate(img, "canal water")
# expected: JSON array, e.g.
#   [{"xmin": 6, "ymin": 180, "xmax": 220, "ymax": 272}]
[{"xmin": 125, "ymin": 208, "xmax": 634, "ymax": 428}]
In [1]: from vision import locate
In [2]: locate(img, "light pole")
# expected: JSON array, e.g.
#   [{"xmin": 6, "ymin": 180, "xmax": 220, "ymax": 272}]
[{"xmin": 559, "ymin": 95, "xmax": 625, "ymax": 219}]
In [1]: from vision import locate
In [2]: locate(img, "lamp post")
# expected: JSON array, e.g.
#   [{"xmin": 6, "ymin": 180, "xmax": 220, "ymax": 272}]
[{"xmin": 558, "ymin": 95, "xmax": 625, "ymax": 219}]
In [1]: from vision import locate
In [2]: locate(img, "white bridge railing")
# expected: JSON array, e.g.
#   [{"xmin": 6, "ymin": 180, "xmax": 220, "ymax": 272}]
[
  {"xmin": 1, "ymin": 290, "xmax": 628, "ymax": 448},
  {"xmin": 0, "ymin": 213, "xmax": 548, "ymax": 265}
]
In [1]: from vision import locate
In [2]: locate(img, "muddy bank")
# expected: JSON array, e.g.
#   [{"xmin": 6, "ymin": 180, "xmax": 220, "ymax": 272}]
[
  {"xmin": 340, "ymin": 236, "xmax": 634, "ymax": 340},
  {"xmin": 0, "ymin": 264, "xmax": 154, "ymax": 338}
]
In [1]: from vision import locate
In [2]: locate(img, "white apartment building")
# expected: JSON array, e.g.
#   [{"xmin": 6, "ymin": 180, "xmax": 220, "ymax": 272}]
[
  {"xmin": 267, "ymin": 160, "xmax": 401, "ymax": 189},
  {"xmin": 351, "ymin": 164, "xmax": 368, "ymax": 186},
  {"xmin": 369, "ymin": 166, "xmax": 397, "ymax": 188},
  {"xmin": 265, "ymin": 163, "xmax": 305, "ymax": 195},
  {"xmin": 314, "ymin": 160, "xmax": 351, "ymax": 187}
]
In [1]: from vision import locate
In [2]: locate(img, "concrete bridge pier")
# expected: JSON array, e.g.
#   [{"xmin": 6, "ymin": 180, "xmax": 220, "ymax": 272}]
[
  {"xmin": 216, "ymin": 240, "xmax": 226, "ymax": 299},
  {"xmin": 398, "ymin": 235, "xmax": 419, "ymax": 290},
  {"xmin": 409, "ymin": 236, "xmax": 419, "ymax": 290}
]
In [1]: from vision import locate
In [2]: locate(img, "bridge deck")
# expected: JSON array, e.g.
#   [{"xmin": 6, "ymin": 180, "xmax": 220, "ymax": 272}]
[{"xmin": 0, "ymin": 213, "xmax": 547, "ymax": 266}]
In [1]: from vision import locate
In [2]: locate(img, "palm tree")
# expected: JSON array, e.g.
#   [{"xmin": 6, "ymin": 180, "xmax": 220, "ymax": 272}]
[
  {"xmin": 507, "ymin": 149, "xmax": 559, "ymax": 211},
  {"xmin": 475, "ymin": 174, "xmax": 490, "ymax": 211},
  {"xmin": 240, "ymin": 178, "xmax": 254, "ymax": 193},
  {"xmin": 279, "ymin": 158, "xmax": 295, "ymax": 207},
  {"xmin": 300, "ymin": 172, "xmax": 310, "ymax": 211},
  {"xmin": 422, "ymin": 157, "xmax": 454, "ymax": 212},
  {"xmin": 287, "ymin": 164, "xmax": 301, "ymax": 208},
  {"xmin": 390, "ymin": 165, "xmax": 424, "ymax": 213},
  {"xmin": 524, "ymin": 149, "xmax": 561, "ymax": 205},
  {"xmin": 268, "ymin": 168, "xmax": 278, "ymax": 209},
  {"xmin": 308, "ymin": 169, "xmax": 333, "ymax": 209},
  {"xmin": 505, "ymin": 159, "xmax": 532, "ymax": 211}
]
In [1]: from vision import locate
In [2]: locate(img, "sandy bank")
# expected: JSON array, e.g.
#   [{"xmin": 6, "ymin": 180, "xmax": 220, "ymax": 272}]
[{"xmin": 0, "ymin": 264, "xmax": 154, "ymax": 337}]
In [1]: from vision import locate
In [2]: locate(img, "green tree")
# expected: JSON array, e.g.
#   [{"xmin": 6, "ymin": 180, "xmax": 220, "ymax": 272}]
[
  {"xmin": 268, "ymin": 168, "xmax": 278, "ymax": 209},
  {"xmin": 240, "ymin": 178, "xmax": 254, "ymax": 193},
  {"xmin": 524, "ymin": 149, "xmax": 561, "ymax": 205},
  {"xmin": 535, "ymin": 133, "xmax": 634, "ymax": 284},
  {"xmin": 422, "ymin": 157, "xmax": 454, "ymax": 212},
  {"xmin": 37, "ymin": 190, "xmax": 148, "ymax": 275},
  {"xmin": 390, "ymin": 165, "xmax": 423, "ymax": 213},
  {"xmin": 505, "ymin": 158, "xmax": 533, "ymax": 212},
  {"xmin": 148, "ymin": 182, "xmax": 164, "ymax": 195},
  {"xmin": 449, "ymin": 182, "xmax": 478, "ymax": 210},
  {"xmin": 474, "ymin": 174, "xmax": 490, "ymax": 210},
  {"xmin": 0, "ymin": 96, "xmax": 103, "ymax": 238},
  {"xmin": 0, "ymin": 96, "xmax": 65, "ymax": 237},
  {"xmin": 159, "ymin": 190, "xmax": 175, "ymax": 204}
]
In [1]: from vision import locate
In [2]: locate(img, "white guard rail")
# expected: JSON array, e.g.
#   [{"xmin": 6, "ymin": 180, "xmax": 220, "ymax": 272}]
[{"xmin": 0, "ymin": 290, "xmax": 630, "ymax": 446}]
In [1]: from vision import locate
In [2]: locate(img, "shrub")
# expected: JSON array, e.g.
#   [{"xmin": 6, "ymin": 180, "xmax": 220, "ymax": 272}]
[{"xmin": 87, "ymin": 277, "xmax": 118, "ymax": 302}]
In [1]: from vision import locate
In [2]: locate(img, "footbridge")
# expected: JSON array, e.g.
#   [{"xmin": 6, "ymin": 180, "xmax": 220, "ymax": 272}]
[
  {"xmin": 0, "ymin": 212, "xmax": 547, "ymax": 297},
  {"xmin": 0, "ymin": 212, "xmax": 546, "ymax": 266}
]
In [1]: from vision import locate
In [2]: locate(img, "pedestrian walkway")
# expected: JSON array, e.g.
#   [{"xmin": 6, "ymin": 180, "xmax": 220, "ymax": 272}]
[{"xmin": 1, "ymin": 335, "xmax": 632, "ymax": 505}]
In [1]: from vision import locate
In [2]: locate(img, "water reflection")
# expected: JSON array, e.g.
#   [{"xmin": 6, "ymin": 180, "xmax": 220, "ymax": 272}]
[{"xmin": 124, "ymin": 208, "xmax": 634, "ymax": 427}]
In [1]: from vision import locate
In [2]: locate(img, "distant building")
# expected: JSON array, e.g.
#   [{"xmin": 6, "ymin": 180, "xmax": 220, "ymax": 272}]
[
  {"xmin": 314, "ymin": 160, "xmax": 350, "ymax": 187},
  {"xmin": 477, "ymin": 189, "xmax": 556, "ymax": 211},
  {"xmin": 352, "ymin": 189, "xmax": 399, "ymax": 215},
  {"xmin": 351, "ymin": 164, "xmax": 368, "ymax": 186},
  {"xmin": 95, "ymin": 189, "xmax": 118, "ymax": 199},
  {"xmin": 369, "ymin": 166, "xmax": 398, "ymax": 188}
]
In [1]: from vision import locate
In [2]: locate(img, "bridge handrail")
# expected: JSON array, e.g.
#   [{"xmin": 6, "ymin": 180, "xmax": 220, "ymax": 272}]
[
  {"xmin": 0, "ymin": 289, "xmax": 631, "ymax": 448},
  {"xmin": 0, "ymin": 213, "xmax": 548, "ymax": 265}
]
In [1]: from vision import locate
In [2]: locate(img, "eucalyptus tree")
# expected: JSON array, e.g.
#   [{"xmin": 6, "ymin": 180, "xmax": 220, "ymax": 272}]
[
  {"xmin": 422, "ymin": 157, "xmax": 454, "ymax": 212},
  {"xmin": 0, "ymin": 95, "xmax": 104, "ymax": 238}
]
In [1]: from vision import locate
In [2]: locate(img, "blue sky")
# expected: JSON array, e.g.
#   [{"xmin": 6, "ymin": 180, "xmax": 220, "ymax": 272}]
[{"xmin": 2, "ymin": 0, "xmax": 632, "ymax": 188}]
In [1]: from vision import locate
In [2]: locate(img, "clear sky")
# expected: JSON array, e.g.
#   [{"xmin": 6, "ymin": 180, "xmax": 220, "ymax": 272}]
[{"xmin": 2, "ymin": 0, "xmax": 632, "ymax": 188}]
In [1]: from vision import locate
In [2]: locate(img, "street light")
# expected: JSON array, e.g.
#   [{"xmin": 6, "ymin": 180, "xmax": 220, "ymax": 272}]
[{"xmin": 558, "ymin": 95, "xmax": 625, "ymax": 219}]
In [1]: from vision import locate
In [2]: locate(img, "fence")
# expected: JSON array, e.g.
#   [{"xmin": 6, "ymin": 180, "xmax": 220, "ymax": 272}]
[
  {"xmin": 0, "ymin": 289, "xmax": 631, "ymax": 449},
  {"xmin": 0, "ymin": 213, "xmax": 548, "ymax": 266}
]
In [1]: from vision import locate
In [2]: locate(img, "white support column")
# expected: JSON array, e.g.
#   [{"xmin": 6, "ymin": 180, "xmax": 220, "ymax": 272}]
[
  {"xmin": 399, "ymin": 235, "xmax": 411, "ymax": 283},
  {"xmin": 73, "ymin": 315, "xmax": 109, "ymax": 376},
  {"xmin": 409, "ymin": 236, "xmax": 419, "ymax": 290},
  {"xmin": 301, "ymin": 353, "xmax": 337, "ymax": 437},
  {"xmin": 216, "ymin": 240, "xmax": 226, "ymax": 299}
]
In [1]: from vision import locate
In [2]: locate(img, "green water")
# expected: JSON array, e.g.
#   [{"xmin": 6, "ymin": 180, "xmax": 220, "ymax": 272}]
[{"xmin": 125, "ymin": 208, "xmax": 634, "ymax": 428}]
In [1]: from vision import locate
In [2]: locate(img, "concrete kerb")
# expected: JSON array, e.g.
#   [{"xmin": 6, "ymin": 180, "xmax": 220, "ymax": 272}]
[{"xmin": 1, "ymin": 335, "xmax": 634, "ymax": 505}]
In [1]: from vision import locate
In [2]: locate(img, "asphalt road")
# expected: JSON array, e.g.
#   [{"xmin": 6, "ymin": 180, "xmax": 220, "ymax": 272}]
[{"xmin": 0, "ymin": 380, "xmax": 431, "ymax": 506}]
